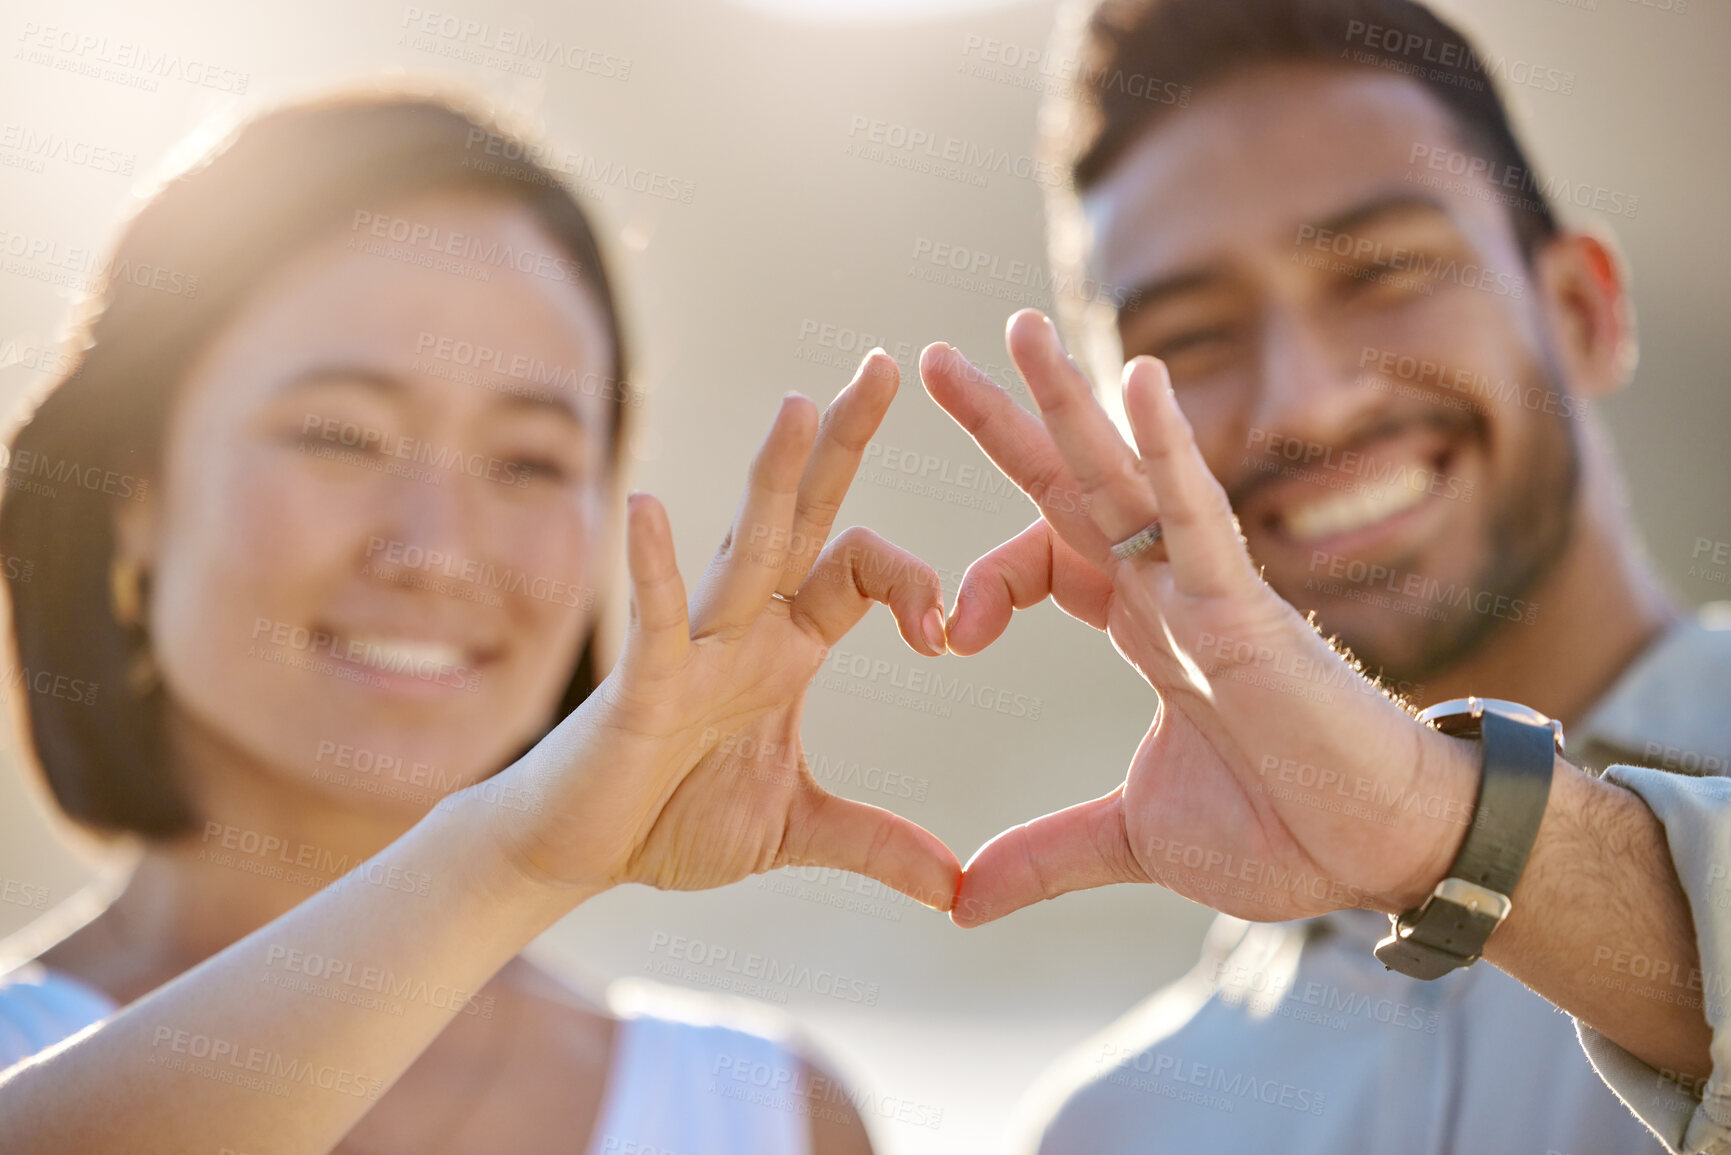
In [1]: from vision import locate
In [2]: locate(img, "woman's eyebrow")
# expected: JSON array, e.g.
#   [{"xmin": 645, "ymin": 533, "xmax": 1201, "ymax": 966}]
[
  {"xmin": 490, "ymin": 390, "xmax": 588, "ymax": 429},
  {"xmin": 272, "ymin": 366, "xmax": 408, "ymax": 401},
  {"xmin": 273, "ymin": 367, "xmax": 588, "ymax": 429}
]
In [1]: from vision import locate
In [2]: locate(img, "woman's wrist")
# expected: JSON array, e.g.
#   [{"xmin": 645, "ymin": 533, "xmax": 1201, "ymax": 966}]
[{"xmin": 432, "ymin": 779, "xmax": 608, "ymax": 929}]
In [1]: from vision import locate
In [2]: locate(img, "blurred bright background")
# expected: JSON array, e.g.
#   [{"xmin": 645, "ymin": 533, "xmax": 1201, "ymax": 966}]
[{"xmin": 2, "ymin": 0, "xmax": 1727, "ymax": 1150}]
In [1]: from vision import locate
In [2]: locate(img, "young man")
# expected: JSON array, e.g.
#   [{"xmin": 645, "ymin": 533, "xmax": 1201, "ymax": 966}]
[{"xmin": 934, "ymin": 0, "xmax": 1731, "ymax": 1150}]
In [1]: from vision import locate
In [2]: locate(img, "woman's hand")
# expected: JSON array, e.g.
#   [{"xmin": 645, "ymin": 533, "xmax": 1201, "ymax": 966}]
[
  {"xmin": 922, "ymin": 311, "xmax": 1478, "ymax": 928},
  {"xmin": 486, "ymin": 351, "xmax": 961, "ymax": 909}
]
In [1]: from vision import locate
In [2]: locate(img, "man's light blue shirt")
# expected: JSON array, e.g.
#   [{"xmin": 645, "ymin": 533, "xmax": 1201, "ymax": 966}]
[{"xmin": 1026, "ymin": 604, "xmax": 1731, "ymax": 1155}]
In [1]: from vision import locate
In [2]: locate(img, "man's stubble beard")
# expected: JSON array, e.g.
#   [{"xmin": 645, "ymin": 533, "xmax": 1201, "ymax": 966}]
[{"xmin": 1330, "ymin": 364, "xmax": 1583, "ymax": 686}]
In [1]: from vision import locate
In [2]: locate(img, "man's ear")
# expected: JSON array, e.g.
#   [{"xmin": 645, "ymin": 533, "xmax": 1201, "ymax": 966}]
[{"xmin": 1533, "ymin": 228, "xmax": 1639, "ymax": 402}]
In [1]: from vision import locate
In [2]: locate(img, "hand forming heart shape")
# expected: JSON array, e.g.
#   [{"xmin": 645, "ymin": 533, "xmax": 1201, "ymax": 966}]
[
  {"xmin": 922, "ymin": 309, "xmax": 1479, "ymax": 930},
  {"xmin": 490, "ymin": 315, "xmax": 1476, "ymax": 937}
]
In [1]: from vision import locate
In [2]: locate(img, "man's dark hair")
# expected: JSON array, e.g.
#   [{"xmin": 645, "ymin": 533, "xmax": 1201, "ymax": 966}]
[{"xmin": 1051, "ymin": 0, "xmax": 1561, "ymax": 258}]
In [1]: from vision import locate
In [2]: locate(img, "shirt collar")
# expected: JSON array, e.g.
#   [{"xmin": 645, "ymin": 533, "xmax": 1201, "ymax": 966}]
[{"xmin": 1571, "ymin": 601, "xmax": 1731, "ymax": 775}]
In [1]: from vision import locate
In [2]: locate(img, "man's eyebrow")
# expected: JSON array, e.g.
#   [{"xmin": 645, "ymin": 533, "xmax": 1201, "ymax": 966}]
[
  {"xmin": 1309, "ymin": 190, "xmax": 1455, "ymax": 242},
  {"xmin": 1115, "ymin": 191, "xmax": 1459, "ymax": 332},
  {"xmin": 1116, "ymin": 269, "xmax": 1235, "ymax": 335}
]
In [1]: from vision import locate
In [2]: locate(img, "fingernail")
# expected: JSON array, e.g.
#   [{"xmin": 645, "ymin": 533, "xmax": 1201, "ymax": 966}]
[{"xmin": 922, "ymin": 608, "xmax": 947, "ymax": 655}]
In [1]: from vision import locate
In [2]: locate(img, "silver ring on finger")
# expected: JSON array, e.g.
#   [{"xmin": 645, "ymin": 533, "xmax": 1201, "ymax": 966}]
[{"xmin": 1109, "ymin": 520, "xmax": 1163, "ymax": 561}]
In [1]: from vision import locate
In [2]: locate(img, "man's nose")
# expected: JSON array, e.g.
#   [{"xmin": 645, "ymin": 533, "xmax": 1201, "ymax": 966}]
[{"xmin": 1247, "ymin": 308, "xmax": 1376, "ymax": 455}]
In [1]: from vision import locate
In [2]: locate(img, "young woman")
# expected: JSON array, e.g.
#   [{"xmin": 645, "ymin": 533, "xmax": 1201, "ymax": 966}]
[{"xmin": 0, "ymin": 86, "xmax": 960, "ymax": 1154}]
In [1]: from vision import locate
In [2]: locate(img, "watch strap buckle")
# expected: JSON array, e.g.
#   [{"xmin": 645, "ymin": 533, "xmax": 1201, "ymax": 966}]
[{"xmin": 1374, "ymin": 877, "xmax": 1513, "ymax": 980}]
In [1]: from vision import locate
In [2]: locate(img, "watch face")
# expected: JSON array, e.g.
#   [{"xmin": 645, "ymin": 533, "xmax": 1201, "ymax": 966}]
[{"xmin": 1416, "ymin": 697, "xmax": 1565, "ymax": 749}]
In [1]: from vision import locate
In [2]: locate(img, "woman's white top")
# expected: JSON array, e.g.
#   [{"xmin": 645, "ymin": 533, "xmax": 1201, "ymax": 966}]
[{"xmin": 0, "ymin": 965, "xmax": 813, "ymax": 1155}]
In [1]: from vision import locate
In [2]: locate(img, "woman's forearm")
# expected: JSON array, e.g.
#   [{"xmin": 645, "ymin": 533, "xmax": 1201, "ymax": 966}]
[{"xmin": 0, "ymin": 787, "xmax": 588, "ymax": 1155}]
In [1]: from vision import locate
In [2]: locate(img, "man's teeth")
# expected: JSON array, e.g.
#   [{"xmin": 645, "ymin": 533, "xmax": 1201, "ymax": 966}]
[
  {"xmin": 1282, "ymin": 482, "xmax": 1427, "ymax": 544},
  {"xmin": 346, "ymin": 637, "xmax": 469, "ymax": 671}
]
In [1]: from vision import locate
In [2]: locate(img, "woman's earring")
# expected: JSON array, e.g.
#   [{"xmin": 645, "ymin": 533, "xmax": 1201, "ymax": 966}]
[
  {"xmin": 125, "ymin": 648, "xmax": 161, "ymax": 696},
  {"xmin": 110, "ymin": 555, "xmax": 144, "ymax": 627},
  {"xmin": 110, "ymin": 556, "xmax": 160, "ymax": 695}
]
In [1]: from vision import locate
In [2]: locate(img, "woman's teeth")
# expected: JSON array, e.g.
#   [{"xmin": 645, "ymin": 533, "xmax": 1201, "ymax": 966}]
[
  {"xmin": 346, "ymin": 636, "xmax": 470, "ymax": 672},
  {"xmin": 1281, "ymin": 481, "xmax": 1428, "ymax": 544}
]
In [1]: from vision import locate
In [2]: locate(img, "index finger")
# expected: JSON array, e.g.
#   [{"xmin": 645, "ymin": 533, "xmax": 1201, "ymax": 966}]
[
  {"xmin": 1122, "ymin": 355, "xmax": 1262, "ymax": 598},
  {"xmin": 945, "ymin": 519, "xmax": 1114, "ymax": 657},
  {"xmin": 689, "ymin": 394, "xmax": 819, "ymax": 636},
  {"xmin": 1004, "ymin": 309, "xmax": 1163, "ymax": 552},
  {"xmin": 776, "ymin": 350, "xmax": 900, "ymax": 595},
  {"xmin": 919, "ymin": 340, "xmax": 1114, "ymax": 565}
]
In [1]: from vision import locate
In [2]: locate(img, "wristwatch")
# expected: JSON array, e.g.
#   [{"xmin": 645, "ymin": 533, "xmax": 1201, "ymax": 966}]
[{"xmin": 1373, "ymin": 697, "xmax": 1562, "ymax": 980}]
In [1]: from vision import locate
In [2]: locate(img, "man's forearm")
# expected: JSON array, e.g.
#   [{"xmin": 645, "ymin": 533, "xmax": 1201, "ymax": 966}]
[{"xmin": 1483, "ymin": 758, "xmax": 1712, "ymax": 1081}]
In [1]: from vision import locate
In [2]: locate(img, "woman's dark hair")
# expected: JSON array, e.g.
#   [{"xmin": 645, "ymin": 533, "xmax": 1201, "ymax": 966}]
[{"xmin": 0, "ymin": 82, "xmax": 633, "ymax": 837}]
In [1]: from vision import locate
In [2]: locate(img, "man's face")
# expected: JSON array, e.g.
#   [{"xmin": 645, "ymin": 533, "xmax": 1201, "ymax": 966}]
[{"xmin": 1084, "ymin": 64, "xmax": 1581, "ymax": 685}]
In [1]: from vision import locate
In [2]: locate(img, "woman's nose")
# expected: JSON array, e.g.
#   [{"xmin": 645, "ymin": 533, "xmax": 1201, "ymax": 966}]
[{"xmin": 368, "ymin": 466, "xmax": 478, "ymax": 572}]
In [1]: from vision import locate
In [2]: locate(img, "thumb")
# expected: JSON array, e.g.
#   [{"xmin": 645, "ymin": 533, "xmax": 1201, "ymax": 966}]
[
  {"xmin": 616, "ymin": 492, "xmax": 690, "ymax": 682},
  {"xmin": 951, "ymin": 788, "xmax": 1148, "ymax": 928},
  {"xmin": 782, "ymin": 786, "xmax": 963, "ymax": 912}
]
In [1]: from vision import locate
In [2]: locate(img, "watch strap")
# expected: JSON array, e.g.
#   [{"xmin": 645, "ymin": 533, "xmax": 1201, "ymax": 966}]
[
  {"xmin": 1444, "ymin": 709, "xmax": 1558, "ymax": 892},
  {"xmin": 1374, "ymin": 710, "xmax": 1556, "ymax": 978}
]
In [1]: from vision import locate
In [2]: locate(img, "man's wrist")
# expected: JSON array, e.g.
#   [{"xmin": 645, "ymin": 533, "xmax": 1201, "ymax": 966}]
[{"xmin": 1376, "ymin": 731, "xmax": 1483, "ymax": 915}]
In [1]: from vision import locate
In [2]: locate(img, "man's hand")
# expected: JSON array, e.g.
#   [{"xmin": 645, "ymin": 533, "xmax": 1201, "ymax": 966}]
[{"xmin": 924, "ymin": 310, "xmax": 1479, "ymax": 928}]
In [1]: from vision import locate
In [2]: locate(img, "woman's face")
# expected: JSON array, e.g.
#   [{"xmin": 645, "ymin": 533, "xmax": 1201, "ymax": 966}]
[{"xmin": 123, "ymin": 189, "xmax": 619, "ymax": 816}]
